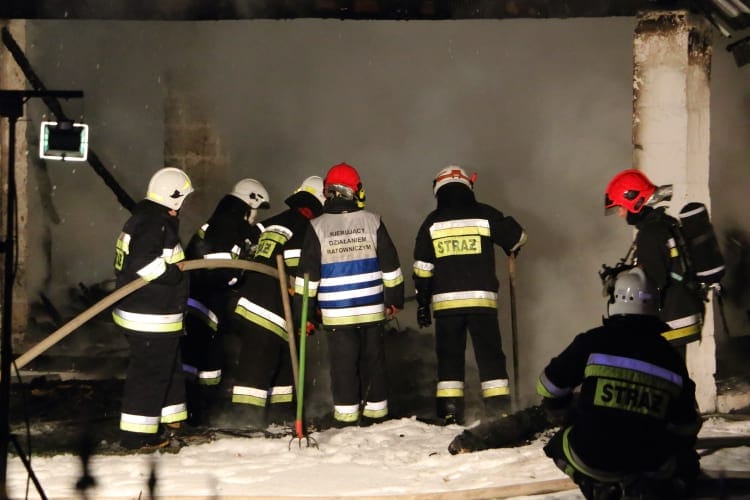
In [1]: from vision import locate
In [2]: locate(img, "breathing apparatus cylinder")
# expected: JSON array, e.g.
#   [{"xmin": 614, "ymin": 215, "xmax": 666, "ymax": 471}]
[{"xmin": 678, "ymin": 202, "xmax": 725, "ymax": 285}]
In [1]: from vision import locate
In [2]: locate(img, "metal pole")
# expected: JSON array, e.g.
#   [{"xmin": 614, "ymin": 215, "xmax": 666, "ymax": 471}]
[
  {"xmin": 0, "ymin": 106, "xmax": 19, "ymax": 499},
  {"xmin": 508, "ymin": 254, "xmax": 520, "ymax": 411}
]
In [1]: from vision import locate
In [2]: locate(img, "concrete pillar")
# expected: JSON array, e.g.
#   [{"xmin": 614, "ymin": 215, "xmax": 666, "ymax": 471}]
[
  {"xmin": 633, "ymin": 10, "xmax": 716, "ymax": 412},
  {"xmin": 0, "ymin": 20, "xmax": 29, "ymax": 345}
]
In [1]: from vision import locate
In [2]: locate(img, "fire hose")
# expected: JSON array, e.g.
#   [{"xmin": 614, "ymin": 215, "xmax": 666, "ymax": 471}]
[{"xmin": 9, "ymin": 259, "xmax": 281, "ymax": 376}]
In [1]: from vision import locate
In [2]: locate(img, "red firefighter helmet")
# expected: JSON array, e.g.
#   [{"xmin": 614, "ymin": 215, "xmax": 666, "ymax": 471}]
[
  {"xmin": 324, "ymin": 162, "xmax": 361, "ymax": 199},
  {"xmin": 604, "ymin": 169, "xmax": 656, "ymax": 215}
]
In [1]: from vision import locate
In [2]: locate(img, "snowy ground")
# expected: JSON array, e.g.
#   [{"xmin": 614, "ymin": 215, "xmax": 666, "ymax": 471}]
[{"xmin": 6, "ymin": 415, "xmax": 750, "ymax": 499}]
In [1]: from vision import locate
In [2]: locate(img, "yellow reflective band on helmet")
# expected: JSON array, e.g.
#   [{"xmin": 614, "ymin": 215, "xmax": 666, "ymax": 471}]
[
  {"xmin": 112, "ymin": 309, "xmax": 184, "ymax": 333},
  {"xmin": 661, "ymin": 324, "xmax": 701, "ymax": 344}
]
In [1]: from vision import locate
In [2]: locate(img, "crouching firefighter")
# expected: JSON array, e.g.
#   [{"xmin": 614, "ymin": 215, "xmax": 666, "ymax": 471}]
[{"xmin": 537, "ymin": 268, "xmax": 702, "ymax": 499}]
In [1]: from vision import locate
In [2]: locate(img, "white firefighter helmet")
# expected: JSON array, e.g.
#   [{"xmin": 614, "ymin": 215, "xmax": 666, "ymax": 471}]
[
  {"xmin": 433, "ymin": 166, "xmax": 475, "ymax": 196},
  {"xmin": 146, "ymin": 167, "xmax": 194, "ymax": 211},
  {"xmin": 608, "ymin": 267, "xmax": 659, "ymax": 317},
  {"xmin": 231, "ymin": 178, "xmax": 270, "ymax": 209},
  {"xmin": 295, "ymin": 175, "xmax": 326, "ymax": 206}
]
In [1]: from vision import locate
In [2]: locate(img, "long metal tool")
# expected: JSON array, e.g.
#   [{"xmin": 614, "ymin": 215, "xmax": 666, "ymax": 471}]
[
  {"xmin": 508, "ymin": 253, "xmax": 520, "ymax": 410},
  {"xmin": 276, "ymin": 254, "xmax": 300, "ymax": 396},
  {"xmin": 291, "ymin": 273, "xmax": 317, "ymax": 448}
]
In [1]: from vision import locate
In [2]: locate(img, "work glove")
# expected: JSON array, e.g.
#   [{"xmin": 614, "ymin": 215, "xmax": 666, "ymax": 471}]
[
  {"xmin": 305, "ymin": 321, "xmax": 317, "ymax": 336},
  {"xmin": 541, "ymin": 395, "xmax": 574, "ymax": 427},
  {"xmin": 385, "ymin": 305, "xmax": 400, "ymax": 320},
  {"xmin": 417, "ymin": 304, "xmax": 432, "ymax": 328}
]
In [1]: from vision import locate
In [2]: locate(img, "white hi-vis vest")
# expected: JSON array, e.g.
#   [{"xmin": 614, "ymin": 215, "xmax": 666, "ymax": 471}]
[{"xmin": 298, "ymin": 210, "xmax": 404, "ymax": 327}]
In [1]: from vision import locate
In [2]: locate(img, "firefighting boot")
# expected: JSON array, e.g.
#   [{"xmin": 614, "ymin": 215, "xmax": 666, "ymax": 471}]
[
  {"xmin": 265, "ymin": 402, "xmax": 295, "ymax": 428},
  {"xmin": 484, "ymin": 395, "xmax": 512, "ymax": 419},
  {"xmin": 119, "ymin": 431, "xmax": 170, "ymax": 452},
  {"xmin": 437, "ymin": 397, "xmax": 465, "ymax": 426}
]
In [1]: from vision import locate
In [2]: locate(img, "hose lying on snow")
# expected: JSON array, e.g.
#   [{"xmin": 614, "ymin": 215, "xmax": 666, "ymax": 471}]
[{"xmin": 11, "ymin": 259, "xmax": 278, "ymax": 376}]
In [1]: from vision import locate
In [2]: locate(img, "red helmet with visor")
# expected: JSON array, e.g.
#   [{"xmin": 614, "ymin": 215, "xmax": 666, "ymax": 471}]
[{"xmin": 604, "ymin": 169, "xmax": 656, "ymax": 215}]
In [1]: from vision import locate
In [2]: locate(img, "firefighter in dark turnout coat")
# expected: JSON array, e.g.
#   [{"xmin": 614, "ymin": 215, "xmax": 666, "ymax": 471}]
[
  {"xmin": 605, "ymin": 169, "xmax": 704, "ymax": 352},
  {"xmin": 538, "ymin": 268, "xmax": 702, "ymax": 499},
  {"xmin": 413, "ymin": 166, "xmax": 527, "ymax": 424},
  {"xmin": 181, "ymin": 178, "xmax": 270, "ymax": 424},
  {"xmin": 112, "ymin": 167, "xmax": 194, "ymax": 449},
  {"xmin": 296, "ymin": 163, "xmax": 405, "ymax": 426},
  {"xmin": 225, "ymin": 176, "xmax": 326, "ymax": 426}
]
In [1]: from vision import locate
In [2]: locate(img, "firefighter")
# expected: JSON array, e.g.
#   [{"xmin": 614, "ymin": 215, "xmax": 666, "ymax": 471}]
[
  {"xmin": 413, "ymin": 166, "xmax": 527, "ymax": 425},
  {"xmin": 538, "ymin": 268, "xmax": 702, "ymax": 499},
  {"xmin": 112, "ymin": 167, "xmax": 194, "ymax": 450},
  {"xmin": 295, "ymin": 162, "xmax": 404, "ymax": 427},
  {"xmin": 224, "ymin": 176, "xmax": 326, "ymax": 427},
  {"xmin": 604, "ymin": 169, "xmax": 705, "ymax": 354},
  {"xmin": 181, "ymin": 178, "xmax": 270, "ymax": 425}
]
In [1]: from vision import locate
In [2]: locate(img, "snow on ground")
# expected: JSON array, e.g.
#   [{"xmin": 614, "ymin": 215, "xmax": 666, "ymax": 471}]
[{"xmin": 6, "ymin": 415, "xmax": 750, "ymax": 499}]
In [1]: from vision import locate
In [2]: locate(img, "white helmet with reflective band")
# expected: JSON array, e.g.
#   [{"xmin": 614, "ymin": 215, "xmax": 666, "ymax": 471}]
[
  {"xmin": 231, "ymin": 178, "xmax": 270, "ymax": 209},
  {"xmin": 146, "ymin": 167, "xmax": 194, "ymax": 211},
  {"xmin": 433, "ymin": 166, "xmax": 475, "ymax": 196},
  {"xmin": 608, "ymin": 267, "xmax": 659, "ymax": 317},
  {"xmin": 295, "ymin": 175, "xmax": 326, "ymax": 206}
]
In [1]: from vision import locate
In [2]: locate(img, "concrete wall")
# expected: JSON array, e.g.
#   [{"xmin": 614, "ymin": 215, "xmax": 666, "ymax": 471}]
[{"xmin": 15, "ymin": 17, "xmax": 750, "ymax": 408}]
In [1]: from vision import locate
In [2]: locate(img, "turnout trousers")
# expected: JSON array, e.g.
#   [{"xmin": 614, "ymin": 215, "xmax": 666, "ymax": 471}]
[
  {"xmin": 229, "ymin": 322, "xmax": 294, "ymax": 410},
  {"xmin": 326, "ymin": 323, "xmax": 389, "ymax": 424},
  {"xmin": 434, "ymin": 312, "xmax": 511, "ymax": 419},
  {"xmin": 181, "ymin": 311, "xmax": 224, "ymax": 386},
  {"xmin": 120, "ymin": 330, "xmax": 188, "ymax": 435},
  {"xmin": 543, "ymin": 427, "xmax": 699, "ymax": 499}
]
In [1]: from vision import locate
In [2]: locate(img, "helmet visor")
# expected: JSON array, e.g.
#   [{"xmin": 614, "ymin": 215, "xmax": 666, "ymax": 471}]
[{"xmin": 604, "ymin": 194, "xmax": 619, "ymax": 216}]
